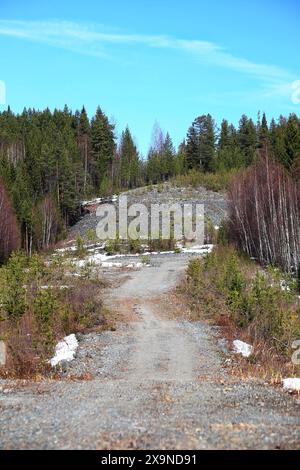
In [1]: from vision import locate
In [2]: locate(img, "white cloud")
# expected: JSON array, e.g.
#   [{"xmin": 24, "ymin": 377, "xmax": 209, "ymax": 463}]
[{"xmin": 0, "ymin": 19, "xmax": 296, "ymax": 85}]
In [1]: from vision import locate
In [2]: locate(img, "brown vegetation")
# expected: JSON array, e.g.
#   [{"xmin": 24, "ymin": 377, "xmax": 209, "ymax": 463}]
[
  {"xmin": 0, "ymin": 178, "xmax": 20, "ymax": 263},
  {"xmin": 0, "ymin": 252, "xmax": 107, "ymax": 378},
  {"xmin": 229, "ymin": 152, "xmax": 300, "ymax": 273},
  {"xmin": 179, "ymin": 245, "xmax": 300, "ymax": 380}
]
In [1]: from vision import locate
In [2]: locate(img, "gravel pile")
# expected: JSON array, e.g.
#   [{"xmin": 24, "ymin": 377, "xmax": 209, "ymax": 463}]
[{"xmin": 69, "ymin": 184, "xmax": 228, "ymax": 239}]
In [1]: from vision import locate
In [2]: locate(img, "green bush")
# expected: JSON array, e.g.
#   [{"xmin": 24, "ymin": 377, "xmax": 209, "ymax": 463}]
[
  {"xmin": 0, "ymin": 251, "xmax": 107, "ymax": 377},
  {"xmin": 129, "ymin": 238, "xmax": 143, "ymax": 254},
  {"xmin": 183, "ymin": 245, "xmax": 300, "ymax": 354},
  {"xmin": 85, "ymin": 228, "xmax": 98, "ymax": 245},
  {"xmin": 171, "ymin": 169, "xmax": 238, "ymax": 192},
  {"xmin": 2, "ymin": 252, "xmax": 27, "ymax": 319},
  {"xmin": 105, "ymin": 237, "xmax": 121, "ymax": 255},
  {"xmin": 76, "ymin": 235, "xmax": 87, "ymax": 258},
  {"xmin": 148, "ymin": 236, "xmax": 177, "ymax": 252},
  {"xmin": 141, "ymin": 254, "xmax": 151, "ymax": 265},
  {"xmin": 33, "ymin": 288, "xmax": 57, "ymax": 354}
]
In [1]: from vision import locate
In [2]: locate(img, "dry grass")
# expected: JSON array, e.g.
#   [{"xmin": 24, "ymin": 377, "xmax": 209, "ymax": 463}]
[
  {"xmin": 177, "ymin": 245, "xmax": 300, "ymax": 382},
  {"xmin": 0, "ymin": 253, "xmax": 110, "ymax": 378}
]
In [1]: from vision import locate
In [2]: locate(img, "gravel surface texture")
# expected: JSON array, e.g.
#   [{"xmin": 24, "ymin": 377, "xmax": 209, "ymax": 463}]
[
  {"xmin": 1, "ymin": 254, "xmax": 300, "ymax": 450},
  {"xmin": 69, "ymin": 184, "xmax": 228, "ymax": 240}
]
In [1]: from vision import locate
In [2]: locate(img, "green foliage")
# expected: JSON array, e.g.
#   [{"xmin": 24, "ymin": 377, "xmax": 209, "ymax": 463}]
[
  {"xmin": 2, "ymin": 252, "xmax": 27, "ymax": 319},
  {"xmin": 91, "ymin": 107, "xmax": 116, "ymax": 189},
  {"xmin": 119, "ymin": 126, "xmax": 140, "ymax": 189},
  {"xmin": 33, "ymin": 288, "xmax": 57, "ymax": 353},
  {"xmin": 1, "ymin": 107, "xmax": 300, "ymax": 266},
  {"xmin": 297, "ymin": 264, "xmax": 300, "ymax": 295},
  {"xmin": 171, "ymin": 168, "xmax": 238, "ymax": 192},
  {"xmin": 0, "ymin": 251, "xmax": 107, "ymax": 376},
  {"xmin": 217, "ymin": 221, "xmax": 230, "ymax": 246},
  {"xmin": 141, "ymin": 254, "xmax": 151, "ymax": 265},
  {"xmin": 148, "ymin": 236, "xmax": 177, "ymax": 252},
  {"xmin": 186, "ymin": 114, "xmax": 216, "ymax": 171},
  {"xmin": 129, "ymin": 238, "xmax": 143, "ymax": 254},
  {"xmin": 184, "ymin": 246, "xmax": 300, "ymax": 353},
  {"xmin": 237, "ymin": 114, "xmax": 257, "ymax": 165},
  {"xmin": 85, "ymin": 228, "xmax": 98, "ymax": 245},
  {"xmin": 205, "ymin": 217, "xmax": 218, "ymax": 244},
  {"xmin": 75, "ymin": 235, "xmax": 87, "ymax": 258},
  {"xmin": 105, "ymin": 237, "xmax": 121, "ymax": 255},
  {"xmin": 146, "ymin": 129, "xmax": 177, "ymax": 184},
  {"xmin": 0, "ymin": 106, "xmax": 118, "ymax": 256},
  {"xmin": 79, "ymin": 261, "xmax": 96, "ymax": 280}
]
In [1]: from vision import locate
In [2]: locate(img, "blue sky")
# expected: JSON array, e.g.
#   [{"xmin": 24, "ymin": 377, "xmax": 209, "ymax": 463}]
[{"xmin": 0, "ymin": 0, "xmax": 299, "ymax": 155}]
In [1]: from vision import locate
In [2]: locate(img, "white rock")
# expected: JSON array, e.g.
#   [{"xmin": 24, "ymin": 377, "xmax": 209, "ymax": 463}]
[
  {"xmin": 101, "ymin": 262, "xmax": 123, "ymax": 268},
  {"xmin": 50, "ymin": 334, "xmax": 78, "ymax": 368},
  {"xmin": 182, "ymin": 244, "xmax": 214, "ymax": 255},
  {"xmin": 282, "ymin": 378, "xmax": 300, "ymax": 391},
  {"xmin": 0, "ymin": 340, "xmax": 6, "ymax": 367},
  {"xmin": 233, "ymin": 340, "xmax": 253, "ymax": 358}
]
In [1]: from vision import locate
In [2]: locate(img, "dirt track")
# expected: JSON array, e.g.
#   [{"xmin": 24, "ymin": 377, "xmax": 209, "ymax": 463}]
[{"xmin": 1, "ymin": 255, "xmax": 300, "ymax": 449}]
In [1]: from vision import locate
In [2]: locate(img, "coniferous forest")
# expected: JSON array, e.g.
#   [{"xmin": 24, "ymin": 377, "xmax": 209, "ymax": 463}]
[{"xmin": 1, "ymin": 106, "xmax": 300, "ymax": 261}]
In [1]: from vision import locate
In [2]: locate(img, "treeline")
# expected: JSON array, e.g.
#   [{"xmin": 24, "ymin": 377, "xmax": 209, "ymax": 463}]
[
  {"xmin": 0, "ymin": 106, "xmax": 119, "ymax": 257},
  {"xmin": 0, "ymin": 105, "xmax": 300, "ymax": 260},
  {"xmin": 143, "ymin": 112, "xmax": 300, "ymax": 183},
  {"xmin": 185, "ymin": 112, "xmax": 300, "ymax": 172}
]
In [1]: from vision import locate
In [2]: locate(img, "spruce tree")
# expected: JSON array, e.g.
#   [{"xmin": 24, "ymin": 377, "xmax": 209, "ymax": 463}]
[
  {"xmin": 237, "ymin": 115, "xmax": 257, "ymax": 165},
  {"xmin": 120, "ymin": 127, "xmax": 140, "ymax": 189},
  {"xmin": 284, "ymin": 114, "xmax": 300, "ymax": 168},
  {"xmin": 186, "ymin": 114, "xmax": 216, "ymax": 171},
  {"xmin": 259, "ymin": 112, "xmax": 269, "ymax": 148},
  {"xmin": 91, "ymin": 107, "xmax": 116, "ymax": 190}
]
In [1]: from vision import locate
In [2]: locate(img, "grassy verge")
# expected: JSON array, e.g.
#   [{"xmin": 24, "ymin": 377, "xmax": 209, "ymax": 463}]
[
  {"xmin": 170, "ymin": 169, "xmax": 239, "ymax": 192},
  {"xmin": 0, "ymin": 251, "xmax": 110, "ymax": 378},
  {"xmin": 104, "ymin": 236, "xmax": 179, "ymax": 256},
  {"xmin": 178, "ymin": 245, "xmax": 300, "ymax": 382}
]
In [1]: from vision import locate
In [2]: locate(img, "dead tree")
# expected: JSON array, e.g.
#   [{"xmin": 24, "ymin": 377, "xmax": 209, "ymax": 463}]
[{"xmin": 229, "ymin": 152, "xmax": 300, "ymax": 272}]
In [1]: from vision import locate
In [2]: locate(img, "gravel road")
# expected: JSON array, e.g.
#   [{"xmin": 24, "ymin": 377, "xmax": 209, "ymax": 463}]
[{"xmin": 1, "ymin": 254, "xmax": 300, "ymax": 450}]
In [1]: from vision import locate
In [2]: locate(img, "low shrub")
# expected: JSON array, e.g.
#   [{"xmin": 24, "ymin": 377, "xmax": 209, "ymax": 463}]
[
  {"xmin": 182, "ymin": 245, "xmax": 300, "ymax": 355},
  {"xmin": 148, "ymin": 236, "xmax": 177, "ymax": 252},
  {"xmin": 0, "ymin": 252, "xmax": 106, "ymax": 377},
  {"xmin": 171, "ymin": 169, "xmax": 238, "ymax": 192},
  {"xmin": 75, "ymin": 235, "xmax": 88, "ymax": 258}
]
